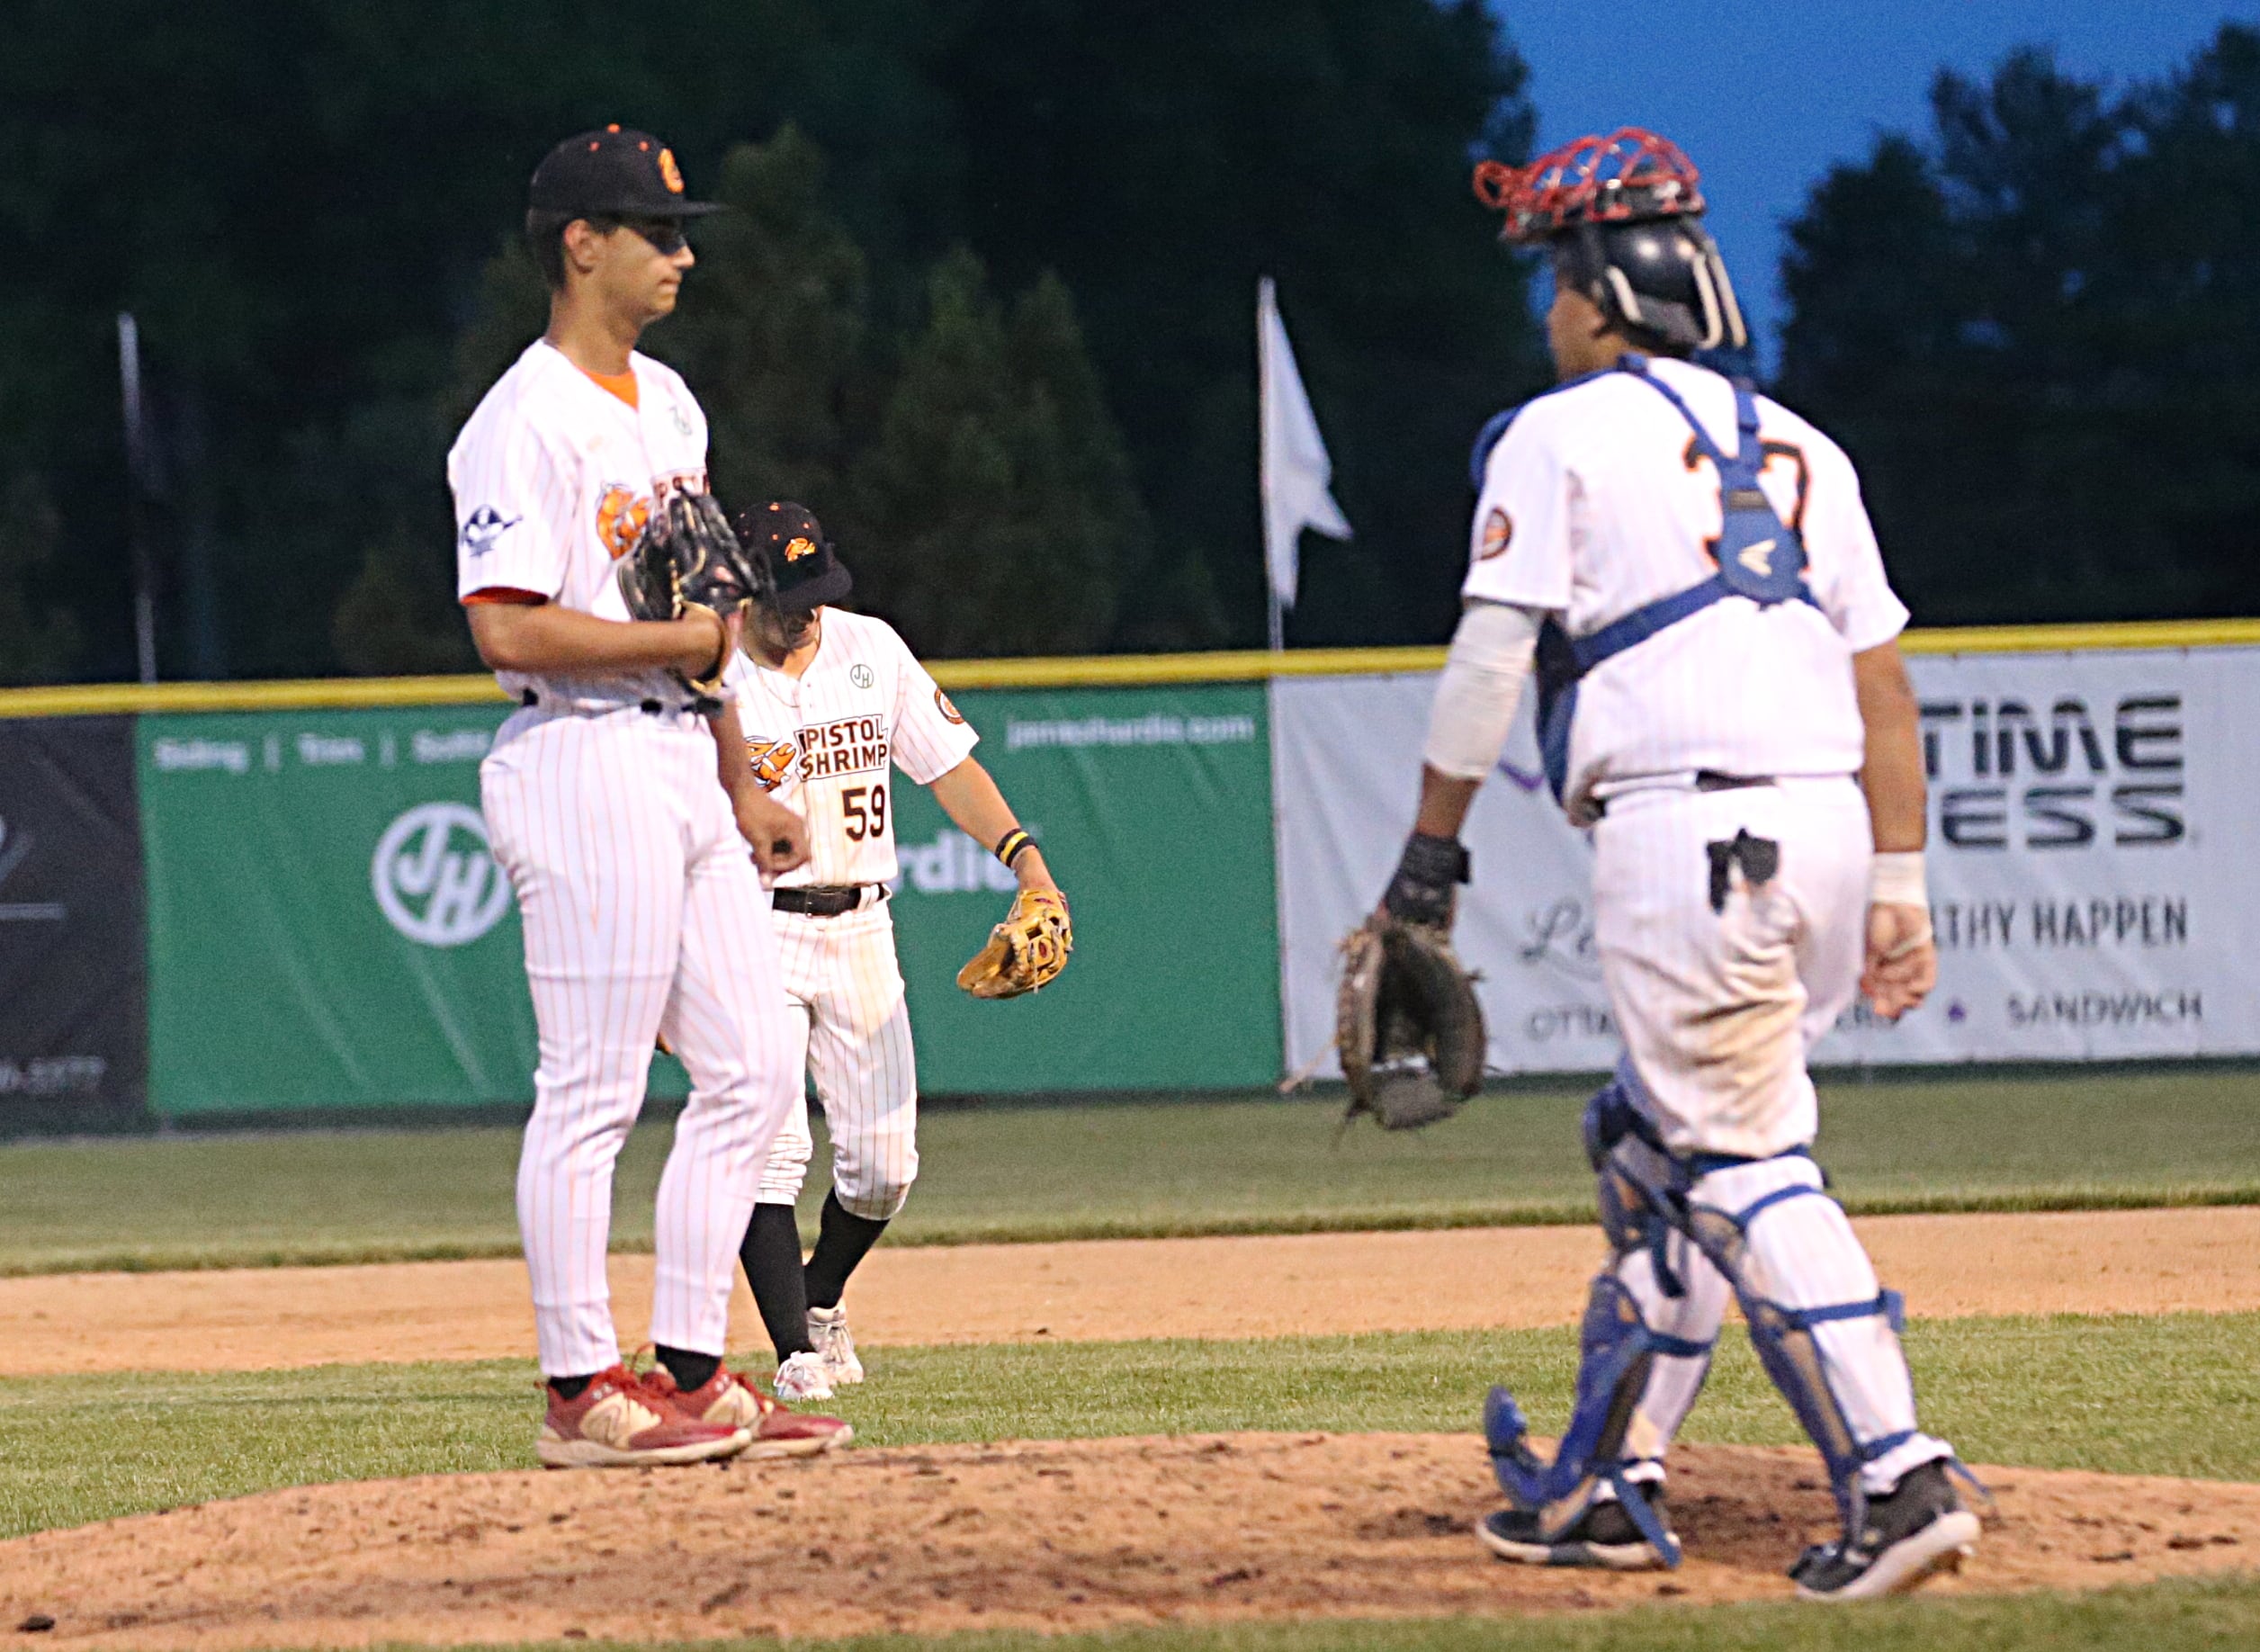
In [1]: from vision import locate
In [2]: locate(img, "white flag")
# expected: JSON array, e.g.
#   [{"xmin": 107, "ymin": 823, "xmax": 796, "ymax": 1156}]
[{"xmin": 1258, "ymin": 277, "xmax": 1351, "ymax": 612}]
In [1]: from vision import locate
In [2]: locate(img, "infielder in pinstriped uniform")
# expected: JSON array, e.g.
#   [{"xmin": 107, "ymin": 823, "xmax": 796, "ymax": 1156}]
[
  {"xmin": 1382, "ymin": 131, "xmax": 1977, "ymax": 1597},
  {"xmin": 452, "ymin": 128, "xmax": 844, "ymax": 1467},
  {"xmin": 721, "ymin": 504, "xmax": 1063, "ymax": 1400}
]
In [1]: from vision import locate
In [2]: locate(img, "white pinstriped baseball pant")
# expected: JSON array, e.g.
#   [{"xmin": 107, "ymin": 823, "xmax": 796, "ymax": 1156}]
[
  {"xmin": 755, "ymin": 902, "xmax": 920, "ymax": 1220},
  {"xmin": 1595, "ymin": 777, "xmax": 1950, "ymax": 1494},
  {"xmin": 481, "ymin": 704, "xmax": 798, "ymax": 1378}
]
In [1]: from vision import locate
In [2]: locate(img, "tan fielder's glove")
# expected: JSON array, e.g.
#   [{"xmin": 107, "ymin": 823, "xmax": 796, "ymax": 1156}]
[{"xmin": 956, "ymin": 887, "xmax": 1073, "ymax": 999}]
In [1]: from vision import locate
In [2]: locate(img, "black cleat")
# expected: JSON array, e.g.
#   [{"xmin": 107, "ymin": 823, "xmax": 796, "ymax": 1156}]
[
  {"xmin": 1789, "ymin": 1461, "xmax": 1981, "ymax": 1602},
  {"xmin": 1476, "ymin": 1490, "xmax": 1674, "ymax": 1571}
]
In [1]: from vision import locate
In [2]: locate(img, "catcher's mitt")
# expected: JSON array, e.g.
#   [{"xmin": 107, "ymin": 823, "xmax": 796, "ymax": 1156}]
[
  {"xmin": 1336, "ymin": 916, "xmax": 1484, "ymax": 1130},
  {"xmin": 614, "ymin": 490, "xmax": 774, "ymax": 693},
  {"xmin": 957, "ymin": 887, "xmax": 1073, "ymax": 1000}
]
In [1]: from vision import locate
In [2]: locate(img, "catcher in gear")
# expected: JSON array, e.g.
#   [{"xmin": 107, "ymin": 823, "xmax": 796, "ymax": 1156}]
[{"xmin": 719, "ymin": 504, "xmax": 1071, "ymax": 1403}]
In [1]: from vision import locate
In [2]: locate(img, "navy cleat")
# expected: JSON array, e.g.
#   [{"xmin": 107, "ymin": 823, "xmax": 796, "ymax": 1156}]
[
  {"xmin": 1477, "ymin": 1488, "xmax": 1675, "ymax": 1571},
  {"xmin": 1789, "ymin": 1461, "xmax": 1981, "ymax": 1601}
]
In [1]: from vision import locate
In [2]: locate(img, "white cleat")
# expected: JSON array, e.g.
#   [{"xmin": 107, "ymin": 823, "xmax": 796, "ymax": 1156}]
[
  {"xmin": 773, "ymin": 1350, "xmax": 835, "ymax": 1403},
  {"xmin": 808, "ymin": 1302, "xmax": 865, "ymax": 1386}
]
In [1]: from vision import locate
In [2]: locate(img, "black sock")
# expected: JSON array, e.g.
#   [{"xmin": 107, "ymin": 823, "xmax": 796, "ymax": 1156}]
[
  {"xmin": 803, "ymin": 1189, "xmax": 890, "ymax": 1310},
  {"xmin": 740, "ymin": 1201, "xmax": 816, "ymax": 1360},
  {"xmin": 548, "ymin": 1374, "xmax": 595, "ymax": 1401},
  {"xmin": 654, "ymin": 1344, "xmax": 719, "ymax": 1392}
]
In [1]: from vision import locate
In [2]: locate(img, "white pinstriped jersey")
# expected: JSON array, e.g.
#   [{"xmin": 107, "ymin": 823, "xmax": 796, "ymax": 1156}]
[
  {"xmin": 1466, "ymin": 356, "xmax": 1908, "ymax": 821},
  {"xmin": 722, "ymin": 609, "xmax": 980, "ymax": 887},
  {"xmin": 449, "ymin": 339, "xmax": 710, "ymax": 708}
]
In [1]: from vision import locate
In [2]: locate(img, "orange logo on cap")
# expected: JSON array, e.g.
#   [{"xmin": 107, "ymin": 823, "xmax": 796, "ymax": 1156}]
[
  {"xmin": 783, "ymin": 536, "xmax": 816, "ymax": 562},
  {"xmin": 659, "ymin": 148, "xmax": 685, "ymax": 193},
  {"xmin": 596, "ymin": 486, "xmax": 651, "ymax": 560}
]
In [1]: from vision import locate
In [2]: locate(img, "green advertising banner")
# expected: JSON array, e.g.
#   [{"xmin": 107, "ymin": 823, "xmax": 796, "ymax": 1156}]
[
  {"xmin": 137, "ymin": 682, "xmax": 1282, "ymax": 1115},
  {"xmin": 139, "ymin": 705, "xmax": 569, "ymax": 1116},
  {"xmin": 886, "ymin": 684, "xmax": 1281, "ymax": 1093}
]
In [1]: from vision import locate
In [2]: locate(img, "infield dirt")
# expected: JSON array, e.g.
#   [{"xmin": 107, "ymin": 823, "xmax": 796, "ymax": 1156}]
[{"xmin": 1, "ymin": 1205, "xmax": 2255, "ymax": 1375}]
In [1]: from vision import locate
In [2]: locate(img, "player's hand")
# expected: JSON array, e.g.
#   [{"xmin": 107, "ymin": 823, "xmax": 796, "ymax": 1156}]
[
  {"xmin": 735, "ymin": 790, "xmax": 810, "ymax": 879},
  {"xmin": 1861, "ymin": 902, "xmax": 1936, "ymax": 1021},
  {"xmin": 671, "ymin": 606, "xmax": 731, "ymax": 679}
]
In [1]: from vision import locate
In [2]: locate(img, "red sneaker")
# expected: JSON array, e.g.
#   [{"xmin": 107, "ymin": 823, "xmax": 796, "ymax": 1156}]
[
  {"xmin": 536, "ymin": 1365, "xmax": 751, "ymax": 1469},
  {"xmin": 650, "ymin": 1364, "xmax": 854, "ymax": 1459}
]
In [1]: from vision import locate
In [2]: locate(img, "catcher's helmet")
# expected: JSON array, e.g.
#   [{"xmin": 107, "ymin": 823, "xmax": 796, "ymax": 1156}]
[{"xmin": 1474, "ymin": 128, "xmax": 1747, "ymax": 356}]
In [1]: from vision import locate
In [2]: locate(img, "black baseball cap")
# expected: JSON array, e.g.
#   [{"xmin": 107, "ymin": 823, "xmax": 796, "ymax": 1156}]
[
  {"xmin": 528, "ymin": 125, "xmax": 722, "ymax": 220},
  {"xmin": 735, "ymin": 501, "xmax": 854, "ymax": 615}
]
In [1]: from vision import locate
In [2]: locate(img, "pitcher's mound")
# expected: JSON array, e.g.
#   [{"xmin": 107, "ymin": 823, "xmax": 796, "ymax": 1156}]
[{"xmin": 4, "ymin": 1433, "xmax": 2255, "ymax": 1648}]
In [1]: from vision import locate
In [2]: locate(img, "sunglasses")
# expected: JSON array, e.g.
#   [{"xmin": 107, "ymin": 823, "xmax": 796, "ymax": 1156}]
[{"xmin": 604, "ymin": 216, "xmax": 688, "ymax": 256}]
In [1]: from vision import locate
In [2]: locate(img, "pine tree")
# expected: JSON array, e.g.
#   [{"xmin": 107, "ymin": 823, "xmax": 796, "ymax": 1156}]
[
  {"xmin": 845, "ymin": 248, "xmax": 1144, "ymax": 657},
  {"xmin": 647, "ymin": 124, "xmax": 872, "ymax": 510},
  {"xmin": 0, "ymin": 473, "xmax": 80, "ymax": 685}
]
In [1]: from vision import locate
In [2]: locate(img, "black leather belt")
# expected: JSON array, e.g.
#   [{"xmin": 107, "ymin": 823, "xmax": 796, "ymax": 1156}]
[
  {"xmin": 517, "ymin": 688, "xmax": 701, "ymax": 715},
  {"xmin": 773, "ymin": 885, "xmax": 876, "ymax": 918}
]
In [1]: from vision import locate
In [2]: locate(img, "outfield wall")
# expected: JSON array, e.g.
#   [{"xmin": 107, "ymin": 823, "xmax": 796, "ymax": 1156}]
[{"xmin": 1, "ymin": 621, "xmax": 2254, "ymax": 1122}]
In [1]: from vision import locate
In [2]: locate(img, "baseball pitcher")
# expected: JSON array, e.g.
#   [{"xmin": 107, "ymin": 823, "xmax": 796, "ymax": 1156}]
[{"xmin": 452, "ymin": 127, "xmax": 847, "ymax": 1468}]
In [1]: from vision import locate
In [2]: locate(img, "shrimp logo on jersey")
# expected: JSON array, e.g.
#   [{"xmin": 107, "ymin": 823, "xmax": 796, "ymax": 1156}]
[
  {"xmin": 596, "ymin": 487, "xmax": 652, "ymax": 560},
  {"xmin": 1479, "ymin": 507, "xmax": 1512, "ymax": 561},
  {"xmin": 371, "ymin": 803, "xmax": 512, "ymax": 947},
  {"xmin": 742, "ymin": 737, "xmax": 799, "ymax": 793},
  {"xmin": 935, "ymin": 688, "xmax": 966, "ymax": 726}
]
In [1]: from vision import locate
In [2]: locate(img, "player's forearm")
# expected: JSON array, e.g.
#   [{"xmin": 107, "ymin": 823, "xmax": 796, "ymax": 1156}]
[
  {"xmin": 710, "ymin": 699, "xmax": 758, "ymax": 795},
  {"xmin": 1413, "ymin": 769, "xmax": 1484, "ymax": 839},
  {"xmin": 1852, "ymin": 640, "xmax": 1926, "ymax": 855},
  {"xmin": 1408, "ymin": 601, "xmax": 1540, "ymax": 840},
  {"xmin": 929, "ymin": 758, "xmax": 1055, "ymax": 889},
  {"xmin": 465, "ymin": 600, "xmax": 724, "ymax": 678}
]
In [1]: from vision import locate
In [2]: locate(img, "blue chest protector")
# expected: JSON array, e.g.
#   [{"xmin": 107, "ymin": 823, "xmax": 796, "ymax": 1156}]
[{"xmin": 1472, "ymin": 355, "xmax": 1817, "ymax": 804}]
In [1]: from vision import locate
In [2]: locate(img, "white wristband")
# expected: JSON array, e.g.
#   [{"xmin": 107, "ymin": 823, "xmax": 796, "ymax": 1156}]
[{"xmin": 1870, "ymin": 850, "xmax": 1927, "ymax": 908}]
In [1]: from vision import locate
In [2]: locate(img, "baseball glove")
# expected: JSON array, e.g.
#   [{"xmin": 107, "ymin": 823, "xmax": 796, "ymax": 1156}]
[
  {"xmin": 1336, "ymin": 916, "xmax": 1485, "ymax": 1130},
  {"xmin": 956, "ymin": 887, "xmax": 1073, "ymax": 1000},
  {"xmin": 614, "ymin": 490, "xmax": 773, "ymax": 693}
]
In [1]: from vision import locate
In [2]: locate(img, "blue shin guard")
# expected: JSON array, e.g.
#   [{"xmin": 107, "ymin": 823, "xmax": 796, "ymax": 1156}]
[{"xmin": 1483, "ymin": 1275, "xmax": 1682, "ymax": 1567}]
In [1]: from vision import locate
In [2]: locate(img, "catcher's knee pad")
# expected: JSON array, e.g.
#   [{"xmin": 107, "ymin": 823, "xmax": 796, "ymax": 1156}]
[
  {"xmin": 1682, "ymin": 1154, "xmax": 1915, "ymax": 1523},
  {"xmin": 1588, "ymin": 1064, "xmax": 1688, "ymax": 1300},
  {"xmin": 1483, "ymin": 1272, "xmax": 1682, "ymax": 1567}
]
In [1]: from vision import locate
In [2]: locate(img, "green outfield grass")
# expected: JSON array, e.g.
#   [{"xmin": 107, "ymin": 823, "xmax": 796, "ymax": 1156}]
[
  {"xmin": 0, "ymin": 1071, "xmax": 2254, "ymax": 1274},
  {"xmin": 3, "ymin": 1313, "xmax": 2255, "ymax": 1540}
]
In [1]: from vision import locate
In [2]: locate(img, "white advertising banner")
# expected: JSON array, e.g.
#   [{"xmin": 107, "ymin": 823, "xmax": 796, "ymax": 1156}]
[{"xmin": 1271, "ymin": 647, "xmax": 2260, "ymax": 1077}]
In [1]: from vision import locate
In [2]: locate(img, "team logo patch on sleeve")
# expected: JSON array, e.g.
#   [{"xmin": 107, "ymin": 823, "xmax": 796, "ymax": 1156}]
[
  {"xmin": 1479, "ymin": 507, "xmax": 1513, "ymax": 561},
  {"xmin": 936, "ymin": 688, "xmax": 966, "ymax": 725},
  {"xmin": 458, "ymin": 506, "xmax": 521, "ymax": 555}
]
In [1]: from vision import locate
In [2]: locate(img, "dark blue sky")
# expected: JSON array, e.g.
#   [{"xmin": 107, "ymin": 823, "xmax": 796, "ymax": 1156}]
[{"xmin": 1502, "ymin": 1, "xmax": 2260, "ymax": 357}]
